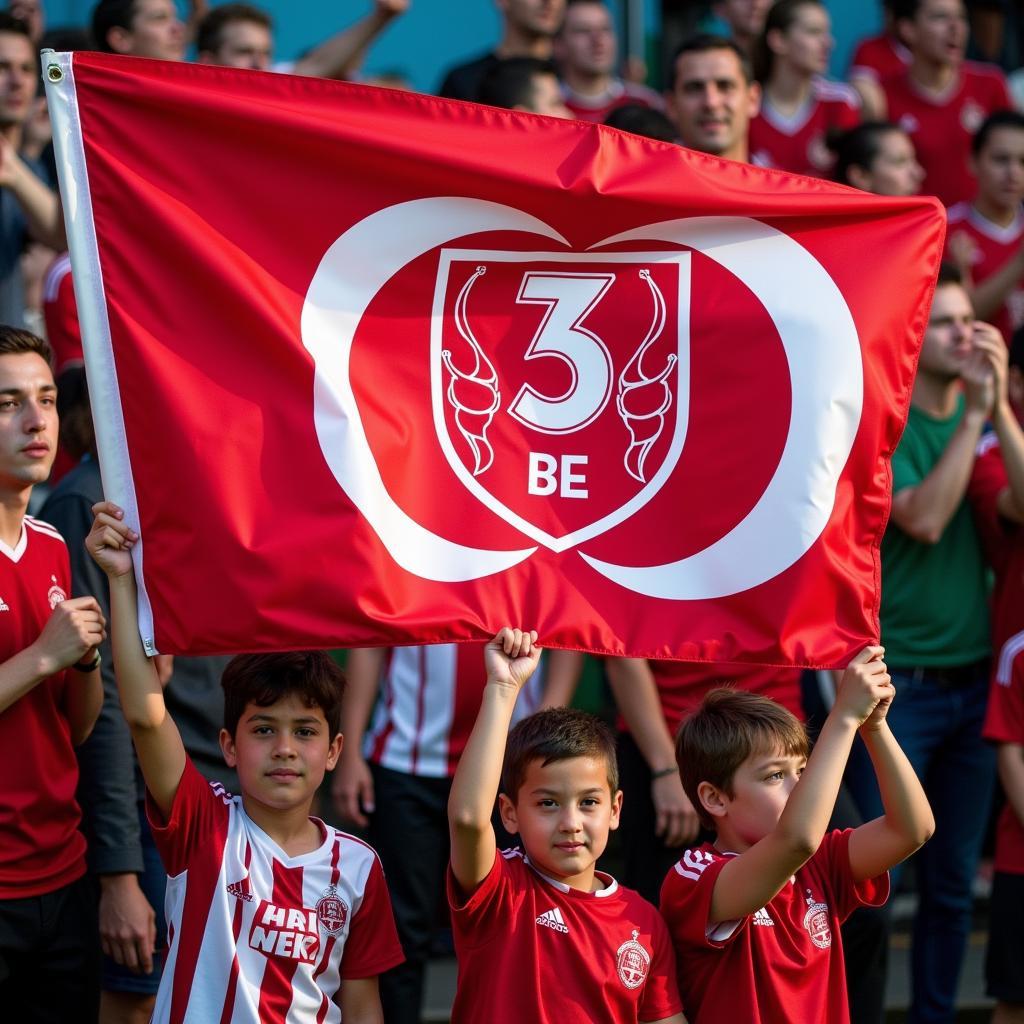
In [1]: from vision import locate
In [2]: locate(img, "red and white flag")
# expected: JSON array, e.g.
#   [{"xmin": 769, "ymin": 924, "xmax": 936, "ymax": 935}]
[{"xmin": 45, "ymin": 52, "xmax": 944, "ymax": 665}]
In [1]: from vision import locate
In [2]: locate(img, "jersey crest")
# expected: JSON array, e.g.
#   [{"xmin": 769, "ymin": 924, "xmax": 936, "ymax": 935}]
[
  {"xmin": 802, "ymin": 888, "xmax": 832, "ymax": 949},
  {"xmin": 47, "ymin": 574, "xmax": 66, "ymax": 609},
  {"xmin": 316, "ymin": 884, "xmax": 349, "ymax": 934},
  {"xmin": 615, "ymin": 929, "xmax": 651, "ymax": 990}
]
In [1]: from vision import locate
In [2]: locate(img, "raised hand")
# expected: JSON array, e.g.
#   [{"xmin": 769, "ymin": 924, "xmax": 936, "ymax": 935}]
[
  {"xmin": 834, "ymin": 645, "xmax": 893, "ymax": 730},
  {"xmin": 484, "ymin": 628, "xmax": 541, "ymax": 692},
  {"xmin": 85, "ymin": 501, "xmax": 137, "ymax": 579}
]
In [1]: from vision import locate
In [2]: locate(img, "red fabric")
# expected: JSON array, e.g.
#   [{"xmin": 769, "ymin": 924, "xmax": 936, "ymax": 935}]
[
  {"xmin": 0, "ymin": 517, "xmax": 86, "ymax": 897},
  {"xmin": 968, "ymin": 433, "xmax": 1024, "ymax": 651},
  {"xmin": 447, "ymin": 848, "xmax": 682, "ymax": 1023},
  {"xmin": 849, "ymin": 34, "xmax": 910, "ymax": 83},
  {"xmin": 881, "ymin": 63, "xmax": 1012, "ymax": 208},
  {"xmin": 660, "ymin": 830, "xmax": 889, "ymax": 1024},
  {"xmin": 946, "ymin": 204, "xmax": 1024, "ymax": 344},
  {"xmin": 42, "ymin": 252, "xmax": 83, "ymax": 373},
  {"xmin": 65, "ymin": 53, "xmax": 945, "ymax": 665},
  {"xmin": 983, "ymin": 635, "xmax": 1024, "ymax": 875},
  {"xmin": 642, "ymin": 662, "xmax": 804, "ymax": 737},
  {"xmin": 749, "ymin": 81, "xmax": 861, "ymax": 178}
]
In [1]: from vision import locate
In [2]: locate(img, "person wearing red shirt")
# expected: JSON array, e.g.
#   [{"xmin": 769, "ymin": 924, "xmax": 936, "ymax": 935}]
[
  {"xmin": 86, "ymin": 504, "xmax": 404, "ymax": 1024},
  {"xmin": 0, "ymin": 326, "xmax": 105, "ymax": 1022},
  {"xmin": 447, "ymin": 629, "xmax": 684, "ymax": 1024},
  {"xmin": 848, "ymin": 2, "xmax": 912, "ymax": 116},
  {"xmin": 946, "ymin": 111, "xmax": 1024, "ymax": 346},
  {"xmin": 969, "ymin": 327, "xmax": 1024, "ymax": 1022},
  {"xmin": 660, "ymin": 655, "xmax": 933, "ymax": 1024},
  {"xmin": 879, "ymin": 0, "xmax": 1012, "ymax": 208},
  {"xmin": 748, "ymin": 0, "xmax": 861, "ymax": 178},
  {"xmin": 554, "ymin": 0, "xmax": 663, "ymax": 123}
]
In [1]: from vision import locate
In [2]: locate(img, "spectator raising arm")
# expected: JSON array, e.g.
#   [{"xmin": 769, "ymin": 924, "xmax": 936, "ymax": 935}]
[{"xmin": 293, "ymin": 0, "xmax": 408, "ymax": 80}]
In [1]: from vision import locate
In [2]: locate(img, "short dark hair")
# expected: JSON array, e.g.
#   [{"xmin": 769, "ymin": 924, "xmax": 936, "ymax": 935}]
[
  {"xmin": 936, "ymin": 261, "xmax": 964, "ymax": 288},
  {"xmin": 832, "ymin": 120, "xmax": 905, "ymax": 185},
  {"xmin": 753, "ymin": 0, "xmax": 824, "ymax": 83},
  {"xmin": 0, "ymin": 11, "xmax": 32, "ymax": 40},
  {"xmin": 196, "ymin": 3, "xmax": 272, "ymax": 55},
  {"xmin": 891, "ymin": 0, "xmax": 924, "ymax": 22},
  {"xmin": 667, "ymin": 33, "xmax": 752, "ymax": 91},
  {"xmin": 502, "ymin": 707, "xmax": 618, "ymax": 799},
  {"xmin": 675, "ymin": 688, "xmax": 809, "ymax": 830},
  {"xmin": 478, "ymin": 56, "xmax": 558, "ymax": 111},
  {"xmin": 221, "ymin": 651, "xmax": 345, "ymax": 738},
  {"xmin": 0, "ymin": 324, "xmax": 52, "ymax": 365},
  {"xmin": 604, "ymin": 103, "xmax": 678, "ymax": 142},
  {"xmin": 972, "ymin": 109, "xmax": 1024, "ymax": 155},
  {"xmin": 91, "ymin": 0, "xmax": 137, "ymax": 54}
]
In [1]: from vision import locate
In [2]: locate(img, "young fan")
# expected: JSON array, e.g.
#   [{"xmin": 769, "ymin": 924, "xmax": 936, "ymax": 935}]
[
  {"xmin": 86, "ymin": 501, "xmax": 403, "ymax": 1024},
  {"xmin": 447, "ymin": 628, "xmax": 684, "ymax": 1024},
  {"xmin": 660, "ymin": 648, "xmax": 934, "ymax": 1023},
  {"xmin": 748, "ymin": 0, "xmax": 860, "ymax": 177}
]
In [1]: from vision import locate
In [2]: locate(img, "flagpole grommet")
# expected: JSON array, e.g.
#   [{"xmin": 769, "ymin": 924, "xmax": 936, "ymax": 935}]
[{"xmin": 46, "ymin": 64, "xmax": 63, "ymax": 83}]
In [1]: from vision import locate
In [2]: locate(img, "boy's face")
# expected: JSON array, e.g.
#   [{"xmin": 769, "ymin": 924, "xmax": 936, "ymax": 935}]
[
  {"xmin": 972, "ymin": 127, "xmax": 1024, "ymax": 211},
  {"xmin": 219, "ymin": 693, "xmax": 342, "ymax": 815},
  {"xmin": 499, "ymin": 755, "xmax": 622, "ymax": 891},
  {"xmin": 702, "ymin": 745, "xmax": 806, "ymax": 850}
]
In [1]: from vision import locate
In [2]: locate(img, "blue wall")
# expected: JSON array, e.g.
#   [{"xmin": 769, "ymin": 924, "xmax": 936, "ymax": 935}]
[{"xmin": 43, "ymin": 1, "xmax": 880, "ymax": 91}]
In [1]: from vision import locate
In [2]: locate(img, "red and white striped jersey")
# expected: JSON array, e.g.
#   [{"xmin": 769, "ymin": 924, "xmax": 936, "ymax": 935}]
[
  {"xmin": 147, "ymin": 759, "xmax": 403, "ymax": 1024},
  {"xmin": 749, "ymin": 79, "xmax": 861, "ymax": 179},
  {"xmin": 983, "ymin": 630, "xmax": 1024, "ymax": 875},
  {"xmin": 0, "ymin": 515, "xmax": 87, "ymax": 898},
  {"xmin": 364, "ymin": 643, "xmax": 547, "ymax": 777},
  {"xmin": 946, "ymin": 203, "xmax": 1024, "ymax": 344}
]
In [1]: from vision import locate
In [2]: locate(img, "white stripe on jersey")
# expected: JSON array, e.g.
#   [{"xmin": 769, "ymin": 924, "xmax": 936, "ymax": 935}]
[
  {"xmin": 24, "ymin": 516, "xmax": 66, "ymax": 543},
  {"xmin": 42, "ymin": 253, "xmax": 71, "ymax": 303},
  {"xmin": 976, "ymin": 431, "xmax": 1000, "ymax": 458},
  {"xmin": 674, "ymin": 848, "xmax": 716, "ymax": 881},
  {"xmin": 997, "ymin": 630, "xmax": 1024, "ymax": 686}
]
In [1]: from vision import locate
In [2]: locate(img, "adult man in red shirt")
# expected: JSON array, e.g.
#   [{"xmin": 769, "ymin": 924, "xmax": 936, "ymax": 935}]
[
  {"xmin": 879, "ymin": 0, "xmax": 1011, "ymax": 207},
  {"xmin": 554, "ymin": 0, "xmax": 662, "ymax": 123},
  {"xmin": 0, "ymin": 326, "xmax": 104, "ymax": 1021}
]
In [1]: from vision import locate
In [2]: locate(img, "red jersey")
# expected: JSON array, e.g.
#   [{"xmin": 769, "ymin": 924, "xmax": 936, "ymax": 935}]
[
  {"xmin": 634, "ymin": 661, "xmax": 804, "ymax": 738},
  {"xmin": 848, "ymin": 33, "xmax": 911, "ymax": 84},
  {"xmin": 562, "ymin": 79, "xmax": 665, "ymax": 124},
  {"xmin": 0, "ymin": 515, "xmax": 86, "ymax": 898},
  {"xmin": 41, "ymin": 252, "xmax": 83, "ymax": 374},
  {"xmin": 448, "ymin": 848, "xmax": 682, "ymax": 1024},
  {"xmin": 749, "ymin": 80, "xmax": 861, "ymax": 178},
  {"xmin": 946, "ymin": 203, "xmax": 1024, "ymax": 343},
  {"xmin": 147, "ymin": 759, "xmax": 403, "ymax": 1024},
  {"xmin": 364, "ymin": 643, "xmax": 547, "ymax": 777},
  {"xmin": 983, "ymin": 631, "xmax": 1024, "ymax": 875},
  {"xmin": 881, "ymin": 63, "xmax": 1012, "ymax": 207},
  {"xmin": 968, "ymin": 432, "xmax": 1024, "ymax": 651},
  {"xmin": 660, "ymin": 831, "xmax": 889, "ymax": 1024}
]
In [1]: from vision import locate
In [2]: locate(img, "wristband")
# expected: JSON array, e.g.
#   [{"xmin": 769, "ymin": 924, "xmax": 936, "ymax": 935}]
[
  {"xmin": 72, "ymin": 650, "xmax": 101, "ymax": 673},
  {"xmin": 651, "ymin": 766, "xmax": 677, "ymax": 780}
]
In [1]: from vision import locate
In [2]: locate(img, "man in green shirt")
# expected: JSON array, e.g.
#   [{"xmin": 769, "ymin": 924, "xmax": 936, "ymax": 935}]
[{"xmin": 849, "ymin": 261, "xmax": 1011, "ymax": 1024}]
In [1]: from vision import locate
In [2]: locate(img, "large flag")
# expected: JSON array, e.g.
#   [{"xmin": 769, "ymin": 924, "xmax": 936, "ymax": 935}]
[{"xmin": 44, "ymin": 51, "xmax": 944, "ymax": 665}]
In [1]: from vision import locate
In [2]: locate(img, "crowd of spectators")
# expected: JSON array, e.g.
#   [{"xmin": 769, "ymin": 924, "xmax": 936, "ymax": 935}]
[{"xmin": 1, "ymin": 1, "xmax": 1024, "ymax": 1023}]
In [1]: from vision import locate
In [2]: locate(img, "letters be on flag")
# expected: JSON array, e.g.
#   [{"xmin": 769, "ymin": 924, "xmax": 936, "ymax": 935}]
[{"xmin": 45, "ymin": 52, "xmax": 945, "ymax": 666}]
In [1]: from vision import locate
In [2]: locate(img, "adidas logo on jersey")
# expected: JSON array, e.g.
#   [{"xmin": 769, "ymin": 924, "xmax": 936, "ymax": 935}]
[
  {"xmin": 226, "ymin": 880, "xmax": 254, "ymax": 902},
  {"xmin": 536, "ymin": 907, "xmax": 569, "ymax": 934},
  {"xmin": 0, "ymin": 596, "xmax": 8, "ymax": 612},
  {"xmin": 753, "ymin": 907, "xmax": 775, "ymax": 927}
]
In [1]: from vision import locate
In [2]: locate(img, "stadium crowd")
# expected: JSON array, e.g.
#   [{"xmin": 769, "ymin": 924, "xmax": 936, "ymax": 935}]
[{"xmin": 1, "ymin": 1, "xmax": 1024, "ymax": 1022}]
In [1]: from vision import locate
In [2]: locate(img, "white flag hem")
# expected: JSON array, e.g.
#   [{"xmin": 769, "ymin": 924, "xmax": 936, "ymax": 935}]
[{"xmin": 42, "ymin": 49, "xmax": 159, "ymax": 655}]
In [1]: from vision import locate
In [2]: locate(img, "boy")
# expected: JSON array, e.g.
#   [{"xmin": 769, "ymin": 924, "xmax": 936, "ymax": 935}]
[
  {"xmin": 661, "ymin": 647, "xmax": 934, "ymax": 1023},
  {"xmin": 447, "ymin": 627, "xmax": 684, "ymax": 1024},
  {"xmin": 946, "ymin": 111, "xmax": 1024, "ymax": 345},
  {"xmin": 86, "ymin": 501, "xmax": 403, "ymax": 1023}
]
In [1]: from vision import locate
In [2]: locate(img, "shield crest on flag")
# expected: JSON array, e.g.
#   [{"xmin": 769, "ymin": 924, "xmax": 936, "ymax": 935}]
[{"xmin": 431, "ymin": 249, "xmax": 690, "ymax": 552}]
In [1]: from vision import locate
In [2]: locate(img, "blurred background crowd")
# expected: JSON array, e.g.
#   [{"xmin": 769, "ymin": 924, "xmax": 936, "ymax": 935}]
[{"xmin": 1, "ymin": 2, "xmax": 1023, "ymax": 1023}]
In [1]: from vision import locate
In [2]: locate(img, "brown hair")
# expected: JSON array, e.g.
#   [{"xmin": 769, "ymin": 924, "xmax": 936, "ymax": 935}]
[
  {"xmin": 221, "ymin": 651, "xmax": 345, "ymax": 738},
  {"xmin": 675, "ymin": 687, "xmax": 809, "ymax": 829},
  {"xmin": 502, "ymin": 707, "xmax": 618, "ymax": 800},
  {"xmin": 197, "ymin": 3, "xmax": 272, "ymax": 55},
  {"xmin": 0, "ymin": 325, "xmax": 52, "ymax": 365}
]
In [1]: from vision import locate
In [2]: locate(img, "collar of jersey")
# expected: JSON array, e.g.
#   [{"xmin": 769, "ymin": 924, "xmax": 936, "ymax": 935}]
[
  {"xmin": 240, "ymin": 805, "xmax": 333, "ymax": 867},
  {"xmin": 522, "ymin": 854, "xmax": 620, "ymax": 898},
  {"xmin": 0, "ymin": 520, "xmax": 27, "ymax": 562}
]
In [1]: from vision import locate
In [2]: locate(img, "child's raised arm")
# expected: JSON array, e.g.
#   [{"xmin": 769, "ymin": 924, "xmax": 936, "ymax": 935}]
[
  {"xmin": 85, "ymin": 501, "xmax": 186, "ymax": 818},
  {"xmin": 710, "ymin": 647, "xmax": 893, "ymax": 924},
  {"xmin": 846, "ymin": 681, "xmax": 935, "ymax": 882},
  {"xmin": 448, "ymin": 628, "xmax": 540, "ymax": 897}
]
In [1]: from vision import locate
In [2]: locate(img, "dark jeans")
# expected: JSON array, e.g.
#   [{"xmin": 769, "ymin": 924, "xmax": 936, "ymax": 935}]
[
  {"xmin": 370, "ymin": 764, "xmax": 452, "ymax": 1024},
  {"xmin": 0, "ymin": 872, "xmax": 101, "ymax": 1023},
  {"xmin": 845, "ymin": 665, "xmax": 995, "ymax": 1024}
]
